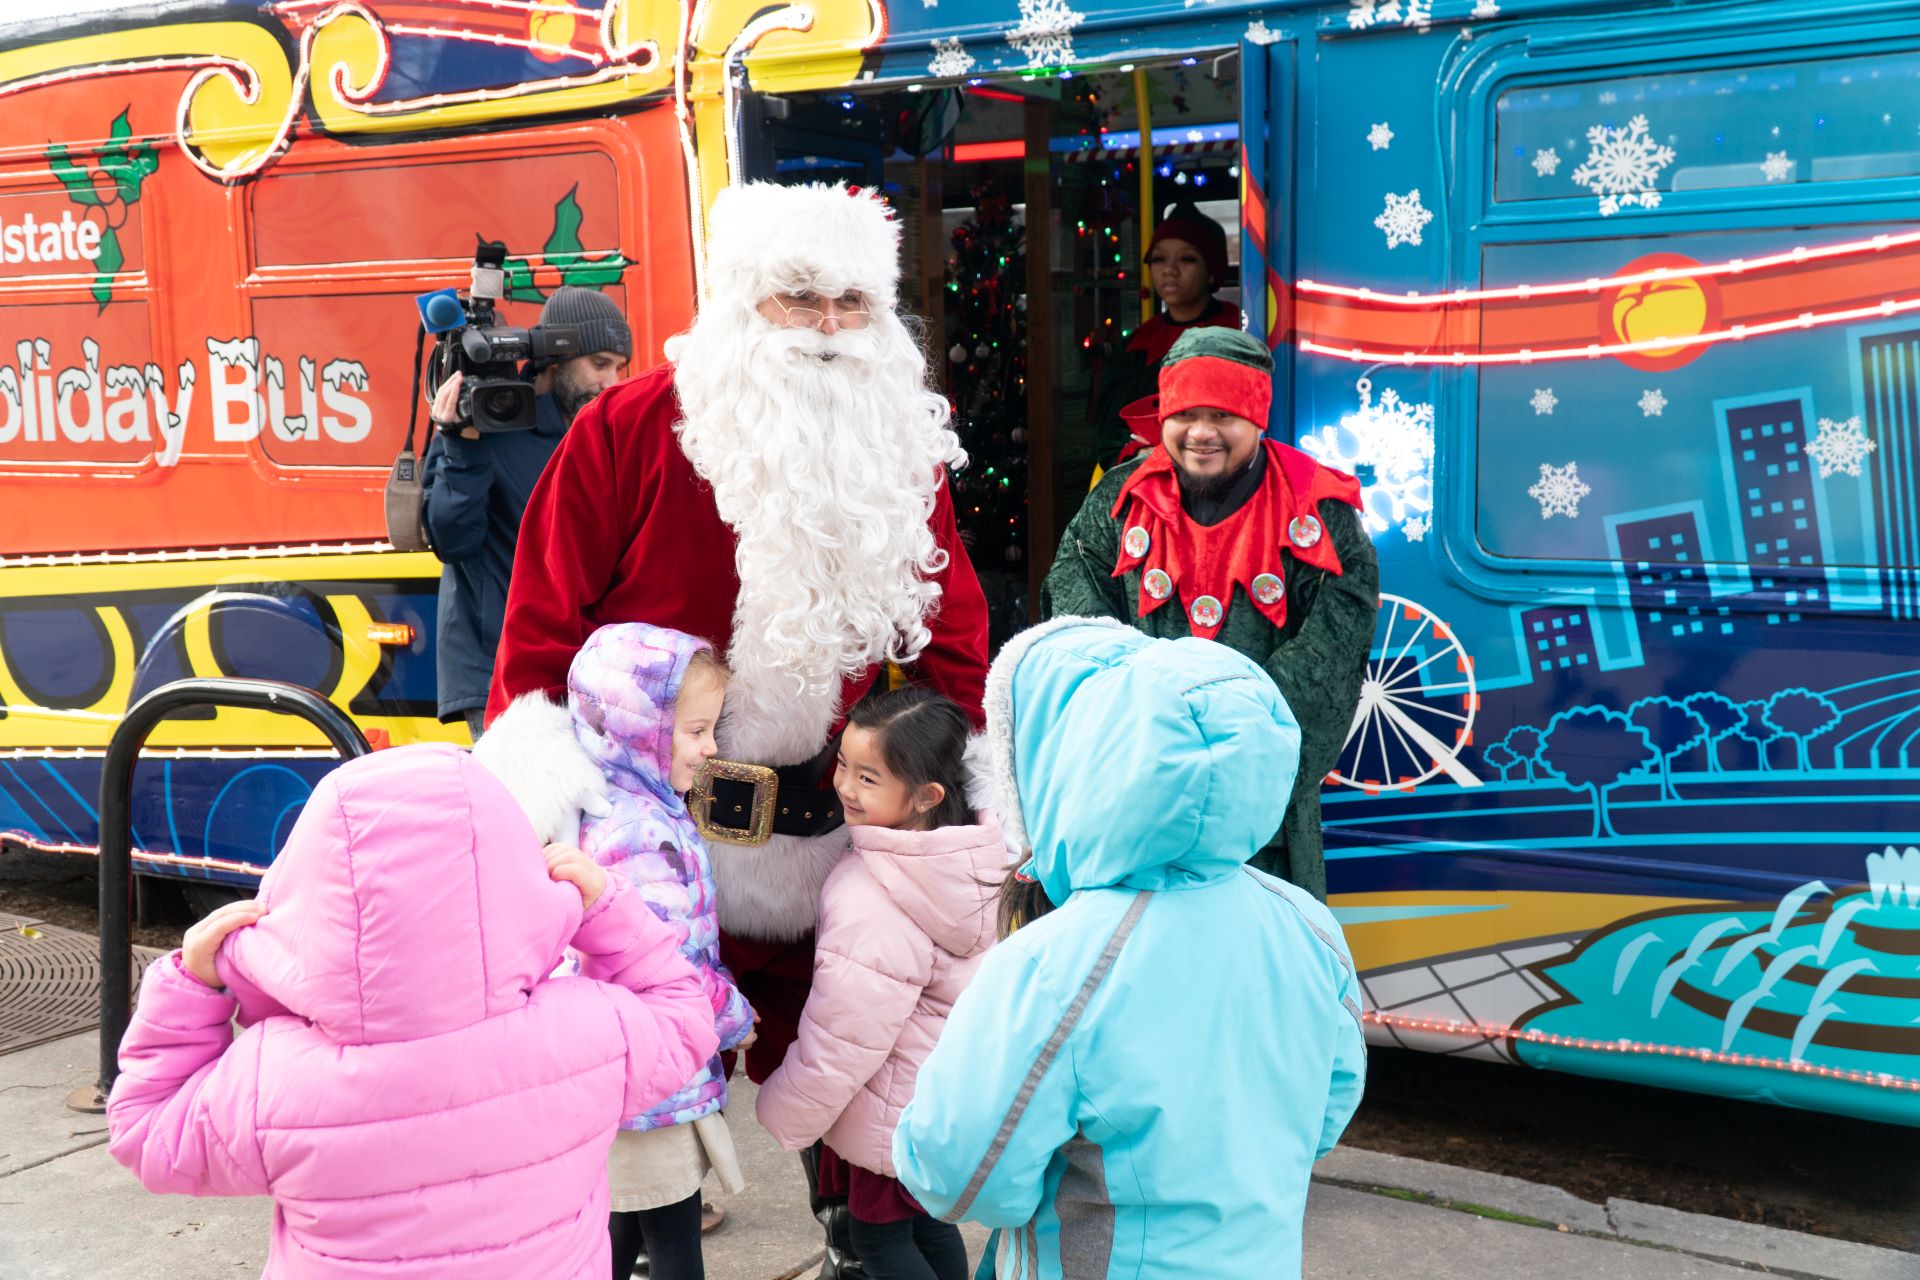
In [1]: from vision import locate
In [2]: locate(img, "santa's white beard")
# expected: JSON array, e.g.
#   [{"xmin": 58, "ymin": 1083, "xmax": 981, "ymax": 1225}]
[{"xmin": 667, "ymin": 304, "xmax": 966, "ymax": 939}]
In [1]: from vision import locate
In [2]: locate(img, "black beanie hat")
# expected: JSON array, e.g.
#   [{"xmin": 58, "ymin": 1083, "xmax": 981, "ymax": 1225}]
[{"xmin": 539, "ymin": 286, "xmax": 633, "ymax": 360}]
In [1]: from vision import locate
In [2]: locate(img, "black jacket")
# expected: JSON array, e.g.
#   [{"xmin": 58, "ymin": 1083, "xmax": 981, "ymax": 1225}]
[{"xmin": 420, "ymin": 393, "xmax": 569, "ymax": 720}]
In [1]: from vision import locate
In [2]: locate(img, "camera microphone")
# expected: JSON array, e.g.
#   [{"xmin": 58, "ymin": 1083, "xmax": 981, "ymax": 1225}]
[{"xmin": 424, "ymin": 292, "xmax": 465, "ymax": 332}]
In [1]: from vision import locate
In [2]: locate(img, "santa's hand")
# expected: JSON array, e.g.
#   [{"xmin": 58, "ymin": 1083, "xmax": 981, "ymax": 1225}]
[{"xmin": 471, "ymin": 693, "xmax": 612, "ymax": 843}]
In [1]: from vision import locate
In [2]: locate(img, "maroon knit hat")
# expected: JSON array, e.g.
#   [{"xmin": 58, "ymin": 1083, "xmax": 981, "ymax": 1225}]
[{"xmin": 1144, "ymin": 202, "xmax": 1229, "ymax": 285}]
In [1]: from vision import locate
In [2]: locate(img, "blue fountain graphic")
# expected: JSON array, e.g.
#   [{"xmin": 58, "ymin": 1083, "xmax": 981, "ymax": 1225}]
[{"xmin": 1513, "ymin": 846, "xmax": 1920, "ymax": 1126}]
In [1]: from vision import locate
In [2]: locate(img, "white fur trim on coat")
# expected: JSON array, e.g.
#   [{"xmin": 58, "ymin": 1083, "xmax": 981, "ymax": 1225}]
[
  {"xmin": 975, "ymin": 615, "xmax": 1133, "ymax": 855},
  {"xmin": 469, "ymin": 693, "xmax": 610, "ymax": 845},
  {"xmin": 703, "ymin": 183, "xmax": 902, "ymax": 311}
]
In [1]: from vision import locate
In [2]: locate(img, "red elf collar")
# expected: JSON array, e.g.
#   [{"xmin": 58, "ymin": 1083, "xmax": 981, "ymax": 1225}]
[{"xmin": 1109, "ymin": 437, "xmax": 1363, "ymax": 640}]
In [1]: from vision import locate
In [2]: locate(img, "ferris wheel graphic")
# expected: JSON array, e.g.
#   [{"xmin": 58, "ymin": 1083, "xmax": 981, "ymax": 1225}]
[{"xmin": 1327, "ymin": 593, "xmax": 1484, "ymax": 793}]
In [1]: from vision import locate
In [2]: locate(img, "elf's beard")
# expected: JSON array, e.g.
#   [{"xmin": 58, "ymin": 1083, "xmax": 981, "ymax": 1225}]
[
  {"xmin": 1176, "ymin": 455, "xmax": 1254, "ymax": 503},
  {"xmin": 668, "ymin": 303, "xmax": 966, "ymax": 697}
]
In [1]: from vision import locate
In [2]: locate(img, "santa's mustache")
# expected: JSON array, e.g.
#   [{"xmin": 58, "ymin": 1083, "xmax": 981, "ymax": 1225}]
[{"xmin": 760, "ymin": 323, "xmax": 879, "ymax": 368}]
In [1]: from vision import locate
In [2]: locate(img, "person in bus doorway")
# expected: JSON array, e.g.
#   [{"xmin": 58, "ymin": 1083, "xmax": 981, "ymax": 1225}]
[
  {"xmin": 1042, "ymin": 327, "xmax": 1377, "ymax": 901},
  {"xmin": 1087, "ymin": 201, "xmax": 1243, "ymax": 473},
  {"xmin": 421, "ymin": 286, "xmax": 632, "ymax": 742},
  {"xmin": 893, "ymin": 620, "xmax": 1367, "ymax": 1280}
]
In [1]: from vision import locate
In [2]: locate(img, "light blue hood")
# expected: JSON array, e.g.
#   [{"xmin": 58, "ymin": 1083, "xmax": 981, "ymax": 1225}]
[
  {"xmin": 900, "ymin": 618, "xmax": 1366, "ymax": 1280},
  {"xmin": 982, "ymin": 617, "xmax": 1301, "ymax": 906}
]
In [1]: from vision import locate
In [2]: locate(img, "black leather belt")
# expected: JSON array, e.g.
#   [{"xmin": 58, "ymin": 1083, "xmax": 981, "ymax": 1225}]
[{"xmin": 692, "ymin": 757, "xmax": 844, "ymax": 845}]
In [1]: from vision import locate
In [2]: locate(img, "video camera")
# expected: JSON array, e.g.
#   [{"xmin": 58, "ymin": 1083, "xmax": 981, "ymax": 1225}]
[{"xmin": 420, "ymin": 241, "xmax": 581, "ymax": 433}]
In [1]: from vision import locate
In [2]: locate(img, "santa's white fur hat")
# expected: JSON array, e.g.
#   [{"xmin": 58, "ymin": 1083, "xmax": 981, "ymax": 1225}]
[{"xmin": 703, "ymin": 182, "xmax": 902, "ymax": 310}]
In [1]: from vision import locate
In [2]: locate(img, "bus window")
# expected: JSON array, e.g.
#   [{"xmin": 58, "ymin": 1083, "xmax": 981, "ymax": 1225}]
[
  {"xmin": 1494, "ymin": 48, "xmax": 1920, "ymax": 204},
  {"xmin": 243, "ymin": 148, "xmax": 630, "ymax": 471},
  {"xmin": 0, "ymin": 298, "xmax": 161, "ymax": 470},
  {"xmin": 1471, "ymin": 225, "xmax": 1899, "ymax": 584}
]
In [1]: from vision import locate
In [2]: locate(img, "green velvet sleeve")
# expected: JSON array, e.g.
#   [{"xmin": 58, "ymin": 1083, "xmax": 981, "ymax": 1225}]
[
  {"xmin": 1040, "ymin": 469, "xmax": 1131, "ymax": 622},
  {"xmin": 1265, "ymin": 499, "xmax": 1379, "ymax": 810}
]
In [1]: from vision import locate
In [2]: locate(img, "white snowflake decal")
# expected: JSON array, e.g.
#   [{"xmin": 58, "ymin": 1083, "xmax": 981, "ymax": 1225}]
[
  {"xmin": 1299, "ymin": 379, "xmax": 1435, "ymax": 538},
  {"xmin": 1246, "ymin": 18, "xmax": 1280, "ymax": 44},
  {"xmin": 1638, "ymin": 388, "xmax": 1667, "ymax": 417},
  {"xmin": 1346, "ymin": 0, "xmax": 1431, "ymax": 30},
  {"xmin": 1532, "ymin": 147, "xmax": 1561, "ymax": 177},
  {"xmin": 1762, "ymin": 150, "xmax": 1793, "ymax": 182},
  {"xmin": 1598, "ymin": 90, "xmax": 1618, "ymax": 105},
  {"xmin": 1368, "ymin": 122, "xmax": 1394, "ymax": 151},
  {"xmin": 1403, "ymin": 514, "xmax": 1430, "ymax": 542},
  {"xmin": 928, "ymin": 36, "xmax": 974, "ymax": 78},
  {"xmin": 1529, "ymin": 462, "xmax": 1592, "ymax": 519},
  {"xmin": 1807, "ymin": 416, "xmax": 1877, "ymax": 478},
  {"xmin": 1374, "ymin": 189, "xmax": 1433, "ymax": 249},
  {"xmin": 1471, "ymin": 0, "xmax": 1501, "ymax": 16},
  {"xmin": 1571, "ymin": 115, "xmax": 1675, "ymax": 216},
  {"xmin": 1531, "ymin": 388, "xmax": 1558, "ymax": 416},
  {"xmin": 1006, "ymin": 0, "xmax": 1084, "ymax": 69}
]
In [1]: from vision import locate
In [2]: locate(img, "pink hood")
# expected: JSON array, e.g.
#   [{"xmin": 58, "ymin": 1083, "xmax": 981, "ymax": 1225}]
[
  {"xmin": 757, "ymin": 815, "xmax": 1009, "ymax": 1175},
  {"xmin": 217, "ymin": 743, "xmax": 582, "ymax": 1041},
  {"xmin": 108, "ymin": 742, "xmax": 721, "ymax": 1279},
  {"xmin": 848, "ymin": 817, "xmax": 1006, "ymax": 960}
]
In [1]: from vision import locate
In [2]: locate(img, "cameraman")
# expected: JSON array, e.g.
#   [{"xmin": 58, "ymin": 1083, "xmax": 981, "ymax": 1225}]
[{"xmin": 421, "ymin": 286, "xmax": 632, "ymax": 739}]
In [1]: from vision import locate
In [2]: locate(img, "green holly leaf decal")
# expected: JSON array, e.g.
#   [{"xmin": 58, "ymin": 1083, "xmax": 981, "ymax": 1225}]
[
  {"xmin": 545, "ymin": 184, "xmax": 627, "ymax": 290},
  {"xmin": 92, "ymin": 227, "xmax": 123, "ymax": 310},
  {"xmin": 46, "ymin": 144, "xmax": 102, "ymax": 206},
  {"xmin": 559, "ymin": 253, "xmax": 629, "ymax": 290},
  {"xmin": 98, "ymin": 110, "xmax": 158, "ymax": 205},
  {"xmin": 483, "ymin": 185, "xmax": 627, "ymax": 305},
  {"xmin": 502, "ymin": 256, "xmax": 544, "ymax": 303},
  {"xmin": 544, "ymin": 185, "xmax": 588, "ymax": 259}
]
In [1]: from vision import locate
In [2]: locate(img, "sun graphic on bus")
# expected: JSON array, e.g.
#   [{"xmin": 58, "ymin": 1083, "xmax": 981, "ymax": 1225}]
[
  {"xmin": 1600, "ymin": 252, "xmax": 1724, "ymax": 373},
  {"xmin": 527, "ymin": 0, "xmax": 582, "ymax": 62}
]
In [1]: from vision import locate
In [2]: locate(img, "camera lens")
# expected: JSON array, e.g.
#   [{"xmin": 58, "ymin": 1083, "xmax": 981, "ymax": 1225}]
[{"xmin": 479, "ymin": 386, "xmax": 522, "ymax": 420}]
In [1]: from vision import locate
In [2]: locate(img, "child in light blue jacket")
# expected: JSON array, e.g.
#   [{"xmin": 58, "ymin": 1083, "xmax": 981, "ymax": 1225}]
[{"xmin": 893, "ymin": 618, "xmax": 1367, "ymax": 1280}]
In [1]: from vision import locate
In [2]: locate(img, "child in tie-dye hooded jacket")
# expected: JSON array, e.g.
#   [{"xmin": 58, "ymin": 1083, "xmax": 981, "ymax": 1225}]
[{"xmin": 568, "ymin": 622, "xmax": 757, "ymax": 1280}]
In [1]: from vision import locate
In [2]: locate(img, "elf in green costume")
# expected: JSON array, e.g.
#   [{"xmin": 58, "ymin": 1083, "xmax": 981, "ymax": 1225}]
[{"xmin": 1041, "ymin": 327, "xmax": 1378, "ymax": 899}]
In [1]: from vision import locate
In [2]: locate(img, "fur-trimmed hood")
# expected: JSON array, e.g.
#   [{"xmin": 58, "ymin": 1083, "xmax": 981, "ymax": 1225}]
[{"xmin": 974, "ymin": 618, "xmax": 1302, "ymax": 905}]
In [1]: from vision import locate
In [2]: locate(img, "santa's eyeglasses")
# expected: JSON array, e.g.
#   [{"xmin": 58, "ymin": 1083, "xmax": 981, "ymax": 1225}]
[{"xmin": 766, "ymin": 292, "xmax": 872, "ymax": 331}]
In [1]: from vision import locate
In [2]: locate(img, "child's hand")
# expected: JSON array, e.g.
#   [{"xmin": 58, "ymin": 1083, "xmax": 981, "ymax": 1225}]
[
  {"xmin": 180, "ymin": 900, "xmax": 266, "ymax": 989},
  {"xmin": 546, "ymin": 844, "xmax": 608, "ymax": 910},
  {"xmin": 737, "ymin": 1011, "xmax": 761, "ymax": 1052}
]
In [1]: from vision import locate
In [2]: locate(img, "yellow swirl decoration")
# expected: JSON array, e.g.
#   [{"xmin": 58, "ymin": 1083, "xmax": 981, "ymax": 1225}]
[
  {"xmin": 307, "ymin": 1, "xmax": 675, "ymax": 138},
  {"xmin": 0, "ymin": 20, "xmax": 298, "ymax": 181},
  {"xmin": 688, "ymin": 0, "xmax": 883, "ymax": 95}
]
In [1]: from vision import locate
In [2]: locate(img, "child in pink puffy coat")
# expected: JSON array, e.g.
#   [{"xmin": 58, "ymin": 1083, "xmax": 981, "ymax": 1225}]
[
  {"xmin": 106, "ymin": 743, "xmax": 720, "ymax": 1279},
  {"xmin": 757, "ymin": 687, "xmax": 1008, "ymax": 1280}
]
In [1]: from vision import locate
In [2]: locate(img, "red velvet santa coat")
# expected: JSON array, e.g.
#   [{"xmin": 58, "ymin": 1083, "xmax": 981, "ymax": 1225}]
[{"xmin": 486, "ymin": 364, "xmax": 990, "ymax": 1079}]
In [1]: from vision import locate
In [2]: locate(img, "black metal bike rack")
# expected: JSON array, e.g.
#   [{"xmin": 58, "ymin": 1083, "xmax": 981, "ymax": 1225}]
[{"xmin": 84, "ymin": 678, "xmax": 370, "ymax": 1107}]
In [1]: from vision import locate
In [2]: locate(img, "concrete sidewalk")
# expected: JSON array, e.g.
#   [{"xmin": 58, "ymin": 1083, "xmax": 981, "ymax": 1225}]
[{"xmin": 2, "ymin": 1031, "xmax": 1910, "ymax": 1279}]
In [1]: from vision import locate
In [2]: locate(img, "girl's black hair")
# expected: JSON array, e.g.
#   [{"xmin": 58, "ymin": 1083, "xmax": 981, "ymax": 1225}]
[
  {"xmin": 996, "ymin": 872, "xmax": 1055, "ymax": 939},
  {"xmin": 845, "ymin": 685, "xmax": 973, "ymax": 830}
]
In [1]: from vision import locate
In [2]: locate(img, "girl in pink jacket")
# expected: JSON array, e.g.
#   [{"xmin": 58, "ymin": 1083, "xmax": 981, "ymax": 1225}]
[
  {"xmin": 106, "ymin": 743, "xmax": 720, "ymax": 1280},
  {"xmin": 757, "ymin": 687, "xmax": 1006, "ymax": 1280}
]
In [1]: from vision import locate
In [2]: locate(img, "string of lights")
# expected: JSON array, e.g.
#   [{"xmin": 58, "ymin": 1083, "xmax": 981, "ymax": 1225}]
[
  {"xmin": 1300, "ymin": 294, "xmax": 1920, "ymax": 366},
  {"xmin": 1367, "ymin": 1011, "xmax": 1920, "ymax": 1093},
  {"xmin": 0, "ymin": 540, "xmax": 401, "ymax": 570},
  {"xmin": 1299, "ymin": 228, "xmax": 1920, "ymax": 306}
]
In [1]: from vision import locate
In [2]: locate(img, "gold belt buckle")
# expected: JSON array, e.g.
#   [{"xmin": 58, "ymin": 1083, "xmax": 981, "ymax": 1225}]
[{"xmin": 689, "ymin": 759, "xmax": 779, "ymax": 846}]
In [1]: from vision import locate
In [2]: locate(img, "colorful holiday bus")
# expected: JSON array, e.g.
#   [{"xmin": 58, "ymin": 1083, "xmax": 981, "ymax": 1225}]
[{"xmin": 2, "ymin": 0, "xmax": 1916, "ymax": 1126}]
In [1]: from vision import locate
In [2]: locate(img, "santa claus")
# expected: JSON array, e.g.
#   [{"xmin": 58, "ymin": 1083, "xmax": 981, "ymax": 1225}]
[{"xmin": 473, "ymin": 181, "xmax": 988, "ymax": 1081}]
